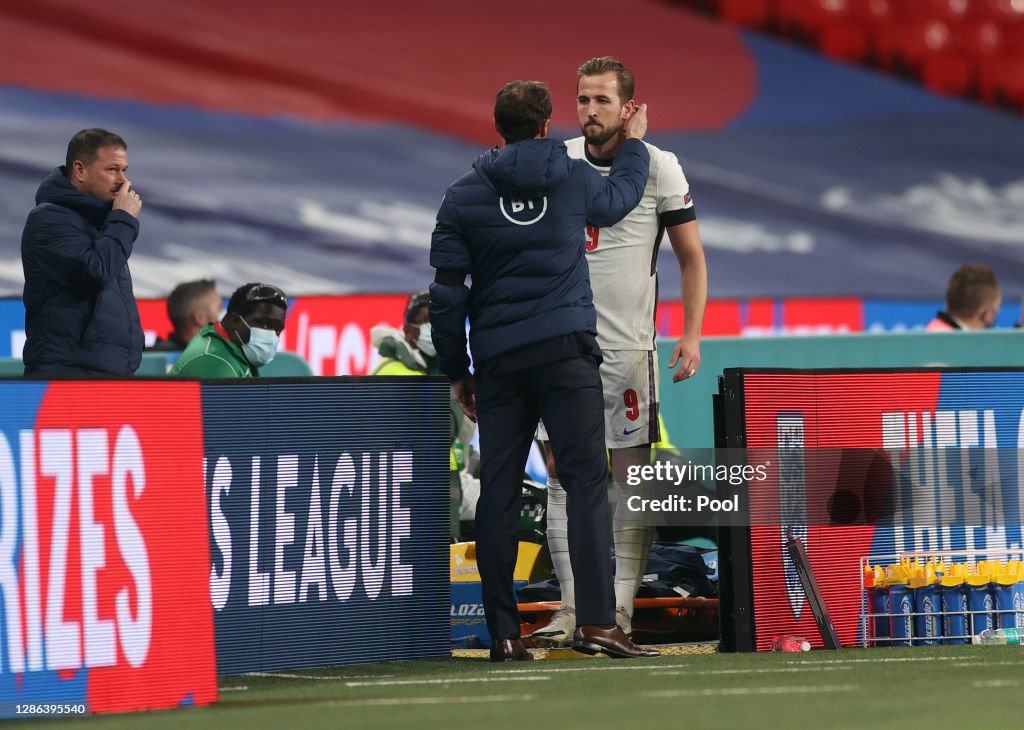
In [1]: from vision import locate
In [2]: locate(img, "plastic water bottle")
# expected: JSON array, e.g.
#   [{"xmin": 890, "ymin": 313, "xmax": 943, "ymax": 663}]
[
  {"xmin": 770, "ymin": 635, "xmax": 811, "ymax": 652},
  {"xmin": 972, "ymin": 627, "xmax": 1022, "ymax": 645},
  {"xmin": 866, "ymin": 565, "xmax": 890, "ymax": 643}
]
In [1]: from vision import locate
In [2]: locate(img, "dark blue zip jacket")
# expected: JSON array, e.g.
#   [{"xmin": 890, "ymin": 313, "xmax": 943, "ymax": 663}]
[
  {"xmin": 21, "ymin": 167, "xmax": 143, "ymax": 374},
  {"xmin": 429, "ymin": 137, "xmax": 649, "ymax": 381}
]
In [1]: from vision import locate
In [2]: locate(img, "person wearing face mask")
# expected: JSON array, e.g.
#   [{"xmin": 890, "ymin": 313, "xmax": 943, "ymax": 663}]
[
  {"xmin": 926, "ymin": 264, "xmax": 1001, "ymax": 332},
  {"xmin": 370, "ymin": 291, "xmax": 438, "ymax": 376},
  {"xmin": 371, "ymin": 291, "xmax": 468, "ymax": 539},
  {"xmin": 170, "ymin": 282, "xmax": 287, "ymax": 377}
]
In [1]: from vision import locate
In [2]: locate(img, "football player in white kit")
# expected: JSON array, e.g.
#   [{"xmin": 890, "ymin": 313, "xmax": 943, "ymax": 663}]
[{"xmin": 532, "ymin": 56, "xmax": 708, "ymax": 646}]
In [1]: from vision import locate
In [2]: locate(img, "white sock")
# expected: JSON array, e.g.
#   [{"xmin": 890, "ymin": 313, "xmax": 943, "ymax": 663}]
[
  {"xmin": 612, "ymin": 480, "xmax": 654, "ymax": 616},
  {"xmin": 545, "ymin": 478, "xmax": 575, "ymax": 611}
]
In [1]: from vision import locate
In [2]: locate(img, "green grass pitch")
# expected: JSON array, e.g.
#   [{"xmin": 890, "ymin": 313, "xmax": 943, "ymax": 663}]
[{"xmin": 29, "ymin": 645, "xmax": 1024, "ymax": 729}]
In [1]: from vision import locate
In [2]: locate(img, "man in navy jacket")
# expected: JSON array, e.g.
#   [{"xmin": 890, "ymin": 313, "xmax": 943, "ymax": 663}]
[
  {"xmin": 21, "ymin": 128, "xmax": 144, "ymax": 375},
  {"xmin": 430, "ymin": 80, "xmax": 658, "ymax": 661}
]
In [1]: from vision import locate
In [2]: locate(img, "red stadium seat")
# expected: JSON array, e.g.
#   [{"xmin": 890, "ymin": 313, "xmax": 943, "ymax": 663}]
[
  {"xmin": 819, "ymin": 22, "xmax": 869, "ymax": 62},
  {"xmin": 668, "ymin": 0, "xmax": 718, "ymax": 16},
  {"xmin": 717, "ymin": 0, "xmax": 773, "ymax": 28},
  {"xmin": 707, "ymin": 0, "xmax": 1023, "ymax": 114},
  {"xmin": 775, "ymin": 0, "xmax": 857, "ymax": 40},
  {"xmin": 977, "ymin": 53, "xmax": 1024, "ymax": 107},
  {"xmin": 874, "ymin": 19, "xmax": 953, "ymax": 74},
  {"xmin": 921, "ymin": 53, "xmax": 972, "ymax": 96},
  {"xmin": 999, "ymin": 22, "xmax": 1024, "ymax": 53},
  {"xmin": 977, "ymin": 54, "xmax": 1003, "ymax": 102},
  {"xmin": 886, "ymin": 0, "xmax": 970, "ymax": 23},
  {"xmin": 848, "ymin": 0, "xmax": 894, "ymax": 28},
  {"xmin": 966, "ymin": 0, "xmax": 1024, "ymax": 23},
  {"xmin": 773, "ymin": 0, "xmax": 813, "ymax": 37},
  {"xmin": 950, "ymin": 21, "xmax": 1008, "ymax": 64}
]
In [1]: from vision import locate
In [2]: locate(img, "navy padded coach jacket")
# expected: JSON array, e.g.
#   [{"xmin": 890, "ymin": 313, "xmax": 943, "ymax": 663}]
[
  {"xmin": 21, "ymin": 168, "xmax": 143, "ymax": 374},
  {"xmin": 429, "ymin": 137, "xmax": 649, "ymax": 381}
]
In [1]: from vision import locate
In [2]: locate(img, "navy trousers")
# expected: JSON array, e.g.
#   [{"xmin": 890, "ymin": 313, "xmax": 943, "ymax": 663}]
[{"xmin": 474, "ymin": 349, "xmax": 614, "ymax": 641}]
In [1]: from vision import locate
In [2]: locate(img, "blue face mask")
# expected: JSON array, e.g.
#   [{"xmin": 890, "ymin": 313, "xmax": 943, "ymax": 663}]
[{"xmin": 239, "ymin": 315, "xmax": 279, "ymax": 367}]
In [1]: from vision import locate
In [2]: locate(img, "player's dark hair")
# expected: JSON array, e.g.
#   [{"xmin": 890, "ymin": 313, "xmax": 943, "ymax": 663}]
[
  {"xmin": 494, "ymin": 81, "xmax": 552, "ymax": 144},
  {"xmin": 65, "ymin": 128, "xmax": 127, "ymax": 173},
  {"xmin": 578, "ymin": 56, "xmax": 635, "ymax": 103}
]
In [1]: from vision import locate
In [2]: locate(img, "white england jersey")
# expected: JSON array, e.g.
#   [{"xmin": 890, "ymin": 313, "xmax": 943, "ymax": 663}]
[{"xmin": 566, "ymin": 136, "xmax": 695, "ymax": 351}]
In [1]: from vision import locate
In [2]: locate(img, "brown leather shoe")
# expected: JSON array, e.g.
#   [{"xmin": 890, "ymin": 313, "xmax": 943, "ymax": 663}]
[
  {"xmin": 572, "ymin": 625, "xmax": 660, "ymax": 658},
  {"xmin": 489, "ymin": 639, "xmax": 534, "ymax": 662}
]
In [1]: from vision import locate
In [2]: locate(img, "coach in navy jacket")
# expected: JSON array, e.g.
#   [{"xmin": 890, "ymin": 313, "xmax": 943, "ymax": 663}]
[
  {"xmin": 430, "ymin": 115, "xmax": 650, "ymax": 382},
  {"xmin": 21, "ymin": 129, "xmax": 144, "ymax": 375},
  {"xmin": 429, "ymin": 80, "xmax": 658, "ymax": 661}
]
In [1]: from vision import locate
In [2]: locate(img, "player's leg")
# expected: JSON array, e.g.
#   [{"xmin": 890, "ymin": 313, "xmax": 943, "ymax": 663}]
[
  {"xmin": 530, "ymin": 436, "xmax": 577, "ymax": 646},
  {"xmin": 603, "ymin": 350, "xmax": 661, "ymax": 635},
  {"xmin": 609, "ymin": 445, "xmax": 655, "ymax": 635}
]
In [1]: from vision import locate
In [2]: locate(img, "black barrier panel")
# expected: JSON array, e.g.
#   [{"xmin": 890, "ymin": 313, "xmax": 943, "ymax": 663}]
[{"xmin": 202, "ymin": 379, "xmax": 450, "ymax": 674}]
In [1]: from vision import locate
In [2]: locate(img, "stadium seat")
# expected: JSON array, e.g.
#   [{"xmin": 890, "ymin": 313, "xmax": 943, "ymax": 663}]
[
  {"xmin": 928, "ymin": 20, "xmax": 1007, "ymax": 98},
  {"xmin": 965, "ymin": 0, "xmax": 1024, "ymax": 23},
  {"xmin": 886, "ymin": 0, "xmax": 970, "ymax": 23},
  {"xmin": 955, "ymin": 20, "xmax": 1009, "ymax": 62},
  {"xmin": 665, "ymin": 0, "xmax": 715, "ymax": 16},
  {"xmin": 698, "ymin": 0, "xmax": 1022, "ymax": 113},
  {"xmin": 774, "ymin": 0, "xmax": 838, "ymax": 40},
  {"xmin": 819, "ymin": 22, "xmax": 869, "ymax": 62},
  {"xmin": 717, "ymin": 0, "xmax": 772, "ymax": 28},
  {"xmin": 136, "ymin": 352, "xmax": 170, "ymax": 375},
  {"xmin": 848, "ymin": 0, "xmax": 894, "ymax": 25},
  {"xmin": 873, "ymin": 19, "xmax": 953, "ymax": 74},
  {"xmin": 261, "ymin": 351, "xmax": 314, "ymax": 377},
  {"xmin": 978, "ymin": 54, "xmax": 1024, "ymax": 109},
  {"xmin": 921, "ymin": 53, "xmax": 973, "ymax": 96},
  {"xmin": 997, "ymin": 22, "xmax": 1024, "ymax": 54},
  {"xmin": 780, "ymin": 0, "xmax": 889, "ymax": 42},
  {"xmin": 0, "ymin": 358, "xmax": 23, "ymax": 376}
]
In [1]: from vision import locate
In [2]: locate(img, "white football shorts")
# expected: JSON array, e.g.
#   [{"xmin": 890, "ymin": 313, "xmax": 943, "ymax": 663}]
[{"xmin": 536, "ymin": 349, "xmax": 660, "ymax": 449}]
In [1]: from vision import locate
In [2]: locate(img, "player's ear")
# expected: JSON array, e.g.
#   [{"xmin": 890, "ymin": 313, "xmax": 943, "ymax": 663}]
[{"xmin": 539, "ymin": 119, "xmax": 550, "ymax": 139}]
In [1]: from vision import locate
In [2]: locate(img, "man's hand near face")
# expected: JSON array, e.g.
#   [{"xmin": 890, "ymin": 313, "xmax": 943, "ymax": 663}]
[
  {"xmin": 622, "ymin": 102, "xmax": 648, "ymax": 141},
  {"xmin": 113, "ymin": 177, "xmax": 142, "ymax": 217}
]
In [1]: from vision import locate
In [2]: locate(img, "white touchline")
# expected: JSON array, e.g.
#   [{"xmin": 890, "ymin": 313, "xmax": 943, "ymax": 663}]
[
  {"xmin": 493, "ymin": 663, "xmax": 675, "ymax": 676},
  {"xmin": 973, "ymin": 679, "xmax": 1021, "ymax": 688},
  {"xmin": 650, "ymin": 666, "xmax": 852, "ymax": 676},
  {"xmin": 642, "ymin": 684, "xmax": 858, "ymax": 698},
  {"xmin": 784, "ymin": 656, "xmax": 960, "ymax": 665},
  {"xmin": 246, "ymin": 672, "xmax": 397, "ymax": 681},
  {"xmin": 954, "ymin": 661, "xmax": 1024, "ymax": 668},
  {"xmin": 319, "ymin": 694, "xmax": 538, "ymax": 708},
  {"xmin": 346, "ymin": 677, "xmax": 548, "ymax": 688}
]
